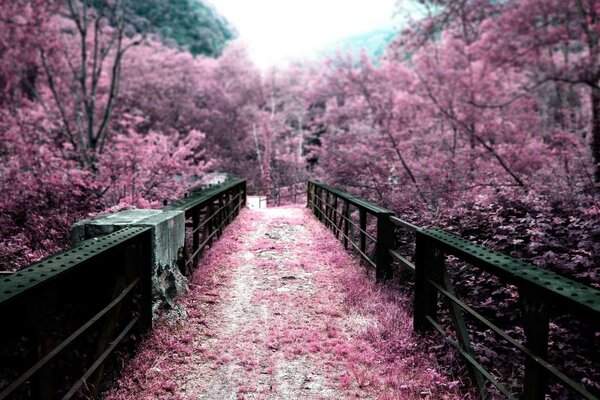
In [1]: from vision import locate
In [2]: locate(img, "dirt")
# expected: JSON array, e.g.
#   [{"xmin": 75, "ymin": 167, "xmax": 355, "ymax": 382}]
[{"xmin": 106, "ymin": 207, "xmax": 461, "ymax": 400}]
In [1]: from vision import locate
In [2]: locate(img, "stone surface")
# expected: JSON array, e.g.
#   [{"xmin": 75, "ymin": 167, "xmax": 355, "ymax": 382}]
[{"xmin": 70, "ymin": 209, "xmax": 189, "ymax": 322}]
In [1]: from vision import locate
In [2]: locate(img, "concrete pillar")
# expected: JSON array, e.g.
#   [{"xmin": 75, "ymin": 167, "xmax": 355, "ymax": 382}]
[{"xmin": 71, "ymin": 209, "xmax": 188, "ymax": 322}]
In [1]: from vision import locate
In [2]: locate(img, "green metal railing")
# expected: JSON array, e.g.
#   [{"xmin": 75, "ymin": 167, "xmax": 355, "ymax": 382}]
[
  {"xmin": 165, "ymin": 177, "xmax": 246, "ymax": 275},
  {"xmin": 307, "ymin": 179, "xmax": 600, "ymax": 400},
  {"xmin": 0, "ymin": 178, "xmax": 246, "ymax": 399}
]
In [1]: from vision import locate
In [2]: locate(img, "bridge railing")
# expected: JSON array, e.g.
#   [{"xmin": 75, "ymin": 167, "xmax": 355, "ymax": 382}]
[
  {"xmin": 247, "ymin": 181, "xmax": 306, "ymax": 207},
  {"xmin": 0, "ymin": 228, "xmax": 152, "ymax": 400},
  {"xmin": 164, "ymin": 177, "xmax": 246, "ymax": 275},
  {"xmin": 0, "ymin": 178, "xmax": 246, "ymax": 399},
  {"xmin": 307, "ymin": 179, "xmax": 600, "ymax": 400}
]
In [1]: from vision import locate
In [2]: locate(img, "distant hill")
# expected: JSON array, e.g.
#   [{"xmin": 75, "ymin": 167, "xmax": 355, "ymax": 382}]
[
  {"xmin": 321, "ymin": 27, "xmax": 398, "ymax": 60},
  {"xmin": 123, "ymin": 0, "xmax": 235, "ymax": 57}
]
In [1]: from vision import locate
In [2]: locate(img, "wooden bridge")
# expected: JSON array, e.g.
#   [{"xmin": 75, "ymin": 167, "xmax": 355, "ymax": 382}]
[{"xmin": 0, "ymin": 178, "xmax": 599, "ymax": 399}]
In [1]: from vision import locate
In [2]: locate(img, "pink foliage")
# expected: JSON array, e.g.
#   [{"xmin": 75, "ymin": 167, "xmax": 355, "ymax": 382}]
[{"xmin": 106, "ymin": 208, "xmax": 463, "ymax": 399}]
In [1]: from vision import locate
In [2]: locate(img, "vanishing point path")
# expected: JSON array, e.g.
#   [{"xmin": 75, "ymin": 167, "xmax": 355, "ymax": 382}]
[{"xmin": 106, "ymin": 207, "xmax": 461, "ymax": 400}]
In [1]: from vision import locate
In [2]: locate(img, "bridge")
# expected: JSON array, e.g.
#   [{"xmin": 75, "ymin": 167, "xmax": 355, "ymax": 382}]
[{"xmin": 0, "ymin": 178, "xmax": 599, "ymax": 399}]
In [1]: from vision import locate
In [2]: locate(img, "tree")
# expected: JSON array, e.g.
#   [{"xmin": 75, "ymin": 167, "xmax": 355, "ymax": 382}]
[
  {"xmin": 122, "ymin": 0, "xmax": 235, "ymax": 57},
  {"xmin": 36, "ymin": 0, "xmax": 143, "ymax": 169},
  {"xmin": 404, "ymin": 0, "xmax": 600, "ymax": 184}
]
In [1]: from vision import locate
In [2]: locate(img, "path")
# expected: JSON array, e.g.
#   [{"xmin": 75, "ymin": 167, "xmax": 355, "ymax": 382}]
[{"xmin": 107, "ymin": 207, "xmax": 461, "ymax": 400}]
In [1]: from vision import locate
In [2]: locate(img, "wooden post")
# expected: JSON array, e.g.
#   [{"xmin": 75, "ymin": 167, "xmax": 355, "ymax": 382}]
[
  {"xmin": 343, "ymin": 200, "xmax": 350, "ymax": 249},
  {"xmin": 375, "ymin": 212, "xmax": 393, "ymax": 281},
  {"xmin": 519, "ymin": 289, "xmax": 549, "ymax": 400},
  {"xmin": 414, "ymin": 232, "xmax": 442, "ymax": 333},
  {"xmin": 359, "ymin": 208, "xmax": 367, "ymax": 253}
]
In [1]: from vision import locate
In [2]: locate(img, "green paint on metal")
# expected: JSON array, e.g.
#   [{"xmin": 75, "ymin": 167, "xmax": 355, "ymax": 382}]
[
  {"xmin": 0, "ymin": 226, "xmax": 150, "ymax": 307},
  {"xmin": 422, "ymin": 229, "xmax": 600, "ymax": 317}
]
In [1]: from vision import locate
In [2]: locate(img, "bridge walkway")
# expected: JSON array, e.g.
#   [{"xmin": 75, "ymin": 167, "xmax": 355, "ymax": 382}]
[{"xmin": 106, "ymin": 207, "xmax": 460, "ymax": 400}]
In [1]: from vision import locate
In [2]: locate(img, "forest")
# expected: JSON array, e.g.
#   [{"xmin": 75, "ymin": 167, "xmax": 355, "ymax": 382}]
[
  {"xmin": 2, "ymin": 0, "xmax": 598, "ymax": 282},
  {"xmin": 0, "ymin": 0, "xmax": 599, "ymax": 397}
]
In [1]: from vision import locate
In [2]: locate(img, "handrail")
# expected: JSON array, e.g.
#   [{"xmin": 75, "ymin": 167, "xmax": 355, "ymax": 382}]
[
  {"xmin": 0, "ymin": 177, "xmax": 247, "ymax": 399},
  {"xmin": 164, "ymin": 178, "xmax": 246, "ymax": 273},
  {"xmin": 0, "ymin": 227, "xmax": 152, "ymax": 400},
  {"xmin": 0, "ymin": 227, "xmax": 150, "ymax": 309},
  {"xmin": 307, "ymin": 180, "xmax": 600, "ymax": 400},
  {"xmin": 309, "ymin": 180, "xmax": 392, "ymax": 214}
]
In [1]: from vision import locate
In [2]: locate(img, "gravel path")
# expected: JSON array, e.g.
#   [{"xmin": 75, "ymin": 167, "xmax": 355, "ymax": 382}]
[{"xmin": 106, "ymin": 207, "xmax": 461, "ymax": 400}]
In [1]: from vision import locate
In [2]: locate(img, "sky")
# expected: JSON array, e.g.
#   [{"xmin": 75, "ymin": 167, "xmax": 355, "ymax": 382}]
[{"xmin": 207, "ymin": 0, "xmax": 415, "ymax": 69}]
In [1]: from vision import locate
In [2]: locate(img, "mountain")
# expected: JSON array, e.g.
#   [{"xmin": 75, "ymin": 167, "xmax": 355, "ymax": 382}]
[
  {"xmin": 124, "ymin": 0, "xmax": 236, "ymax": 57},
  {"xmin": 321, "ymin": 27, "xmax": 398, "ymax": 60}
]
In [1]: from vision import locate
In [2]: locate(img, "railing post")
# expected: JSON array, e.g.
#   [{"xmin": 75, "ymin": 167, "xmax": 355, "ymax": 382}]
[
  {"xmin": 217, "ymin": 195, "xmax": 224, "ymax": 237},
  {"xmin": 241, "ymin": 181, "xmax": 247, "ymax": 207},
  {"xmin": 139, "ymin": 230, "xmax": 153, "ymax": 331},
  {"xmin": 318, "ymin": 187, "xmax": 324, "ymax": 222},
  {"xmin": 227, "ymin": 189, "xmax": 233, "ymax": 223},
  {"xmin": 375, "ymin": 212, "xmax": 393, "ymax": 281},
  {"xmin": 359, "ymin": 208, "xmax": 367, "ymax": 253},
  {"xmin": 414, "ymin": 232, "xmax": 442, "ymax": 333},
  {"xmin": 306, "ymin": 182, "xmax": 310, "ymax": 208},
  {"xmin": 206, "ymin": 202, "xmax": 215, "ymax": 246},
  {"xmin": 519, "ymin": 289, "xmax": 549, "ymax": 400},
  {"xmin": 333, "ymin": 195, "xmax": 340, "ymax": 237},
  {"xmin": 27, "ymin": 291, "xmax": 57, "ymax": 400},
  {"xmin": 192, "ymin": 209, "xmax": 200, "ymax": 267},
  {"xmin": 343, "ymin": 200, "xmax": 350, "ymax": 249},
  {"xmin": 324, "ymin": 190, "xmax": 330, "ymax": 228}
]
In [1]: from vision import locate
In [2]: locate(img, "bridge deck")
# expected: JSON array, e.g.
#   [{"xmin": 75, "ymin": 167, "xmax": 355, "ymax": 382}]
[{"xmin": 106, "ymin": 207, "xmax": 460, "ymax": 399}]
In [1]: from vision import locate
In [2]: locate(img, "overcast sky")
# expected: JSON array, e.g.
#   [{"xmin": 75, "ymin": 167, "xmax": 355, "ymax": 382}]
[{"xmin": 207, "ymin": 0, "xmax": 412, "ymax": 69}]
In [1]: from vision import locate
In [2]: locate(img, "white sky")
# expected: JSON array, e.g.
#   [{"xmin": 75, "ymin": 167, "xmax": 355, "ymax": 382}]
[{"xmin": 207, "ymin": 0, "xmax": 402, "ymax": 69}]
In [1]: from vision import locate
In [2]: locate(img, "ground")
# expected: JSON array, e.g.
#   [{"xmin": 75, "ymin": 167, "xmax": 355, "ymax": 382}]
[{"xmin": 106, "ymin": 207, "xmax": 462, "ymax": 400}]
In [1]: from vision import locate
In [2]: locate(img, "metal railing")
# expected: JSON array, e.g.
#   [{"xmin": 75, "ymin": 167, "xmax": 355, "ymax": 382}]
[
  {"xmin": 247, "ymin": 182, "xmax": 306, "ymax": 208},
  {"xmin": 307, "ymin": 179, "xmax": 600, "ymax": 400},
  {"xmin": 164, "ymin": 177, "xmax": 246, "ymax": 275},
  {"xmin": 0, "ymin": 177, "xmax": 247, "ymax": 399},
  {"xmin": 0, "ymin": 227, "xmax": 152, "ymax": 399}
]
